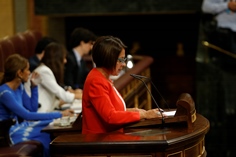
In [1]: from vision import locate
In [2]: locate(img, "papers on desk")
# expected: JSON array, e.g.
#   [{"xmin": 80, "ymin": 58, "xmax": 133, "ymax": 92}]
[
  {"xmin": 60, "ymin": 99, "xmax": 82, "ymax": 114},
  {"xmin": 163, "ymin": 110, "xmax": 176, "ymax": 117},
  {"xmin": 70, "ymin": 99, "xmax": 82, "ymax": 114},
  {"xmin": 52, "ymin": 115, "xmax": 77, "ymax": 126}
]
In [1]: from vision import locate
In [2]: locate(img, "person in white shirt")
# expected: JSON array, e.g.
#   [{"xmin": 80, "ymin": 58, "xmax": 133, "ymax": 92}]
[
  {"xmin": 25, "ymin": 42, "xmax": 82, "ymax": 112},
  {"xmin": 202, "ymin": 0, "xmax": 236, "ymax": 54}
]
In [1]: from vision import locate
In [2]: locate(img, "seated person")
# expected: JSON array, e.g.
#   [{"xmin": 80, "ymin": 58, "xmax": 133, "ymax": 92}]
[
  {"xmin": 28, "ymin": 36, "xmax": 56, "ymax": 72},
  {"xmin": 64, "ymin": 27, "xmax": 97, "ymax": 89},
  {"xmin": 0, "ymin": 54, "xmax": 74, "ymax": 157},
  {"xmin": 25, "ymin": 42, "xmax": 82, "ymax": 112}
]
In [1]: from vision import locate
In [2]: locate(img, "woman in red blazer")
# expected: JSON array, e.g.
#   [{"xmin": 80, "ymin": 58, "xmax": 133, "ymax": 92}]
[{"xmin": 82, "ymin": 36, "xmax": 163, "ymax": 134}]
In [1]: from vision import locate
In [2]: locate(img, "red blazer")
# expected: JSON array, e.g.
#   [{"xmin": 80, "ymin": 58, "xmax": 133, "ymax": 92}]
[{"xmin": 82, "ymin": 68, "xmax": 140, "ymax": 134}]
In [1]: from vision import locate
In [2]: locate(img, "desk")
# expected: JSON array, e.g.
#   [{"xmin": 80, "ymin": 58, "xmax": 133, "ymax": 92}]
[
  {"xmin": 50, "ymin": 114, "xmax": 209, "ymax": 157},
  {"xmin": 43, "ymin": 99, "xmax": 82, "ymax": 138},
  {"xmin": 42, "ymin": 112, "xmax": 82, "ymax": 139}
]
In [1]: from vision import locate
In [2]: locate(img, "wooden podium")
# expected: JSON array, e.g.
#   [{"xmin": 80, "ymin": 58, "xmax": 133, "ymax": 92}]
[
  {"xmin": 125, "ymin": 93, "xmax": 196, "ymax": 129},
  {"xmin": 50, "ymin": 93, "xmax": 210, "ymax": 157}
]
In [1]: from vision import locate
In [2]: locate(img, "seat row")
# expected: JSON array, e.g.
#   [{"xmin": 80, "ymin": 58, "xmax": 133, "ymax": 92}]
[{"xmin": 0, "ymin": 30, "xmax": 42, "ymax": 72}]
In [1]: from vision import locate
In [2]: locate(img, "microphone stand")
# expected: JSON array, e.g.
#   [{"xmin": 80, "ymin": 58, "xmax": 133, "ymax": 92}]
[
  {"xmin": 130, "ymin": 74, "xmax": 165, "ymax": 127},
  {"xmin": 131, "ymin": 74, "xmax": 170, "ymax": 110}
]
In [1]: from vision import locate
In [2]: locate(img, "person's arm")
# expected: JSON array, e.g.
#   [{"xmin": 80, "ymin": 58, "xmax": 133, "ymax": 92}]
[
  {"xmin": 126, "ymin": 108, "xmax": 164, "ymax": 119},
  {"xmin": 67, "ymin": 88, "xmax": 82, "ymax": 99},
  {"xmin": 37, "ymin": 66, "xmax": 75, "ymax": 103},
  {"xmin": 89, "ymin": 81, "xmax": 162, "ymax": 124},
  {"xmin": 22, "ymin": 85, "xmax": 39, "ymax": 112},
  {"xmin": 23, "ymin": 72, "xmax": 43, "ymax": 111},
  {"xmin": 0, "ymin": 89, "xmax": 62, "ymax": 120},
  {"xmin": 202, "ymin": 0, "xmax": 229, "ymax": 14},
  {"xmin": 88, "ymin": 78, "xmax": 140, "ymax": 125}
]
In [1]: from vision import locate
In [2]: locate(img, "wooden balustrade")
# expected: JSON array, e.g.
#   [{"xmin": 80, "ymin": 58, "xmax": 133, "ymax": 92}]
[{"xmin": 114, "ymin": 55, "xmax": 153, "ymax": 110}]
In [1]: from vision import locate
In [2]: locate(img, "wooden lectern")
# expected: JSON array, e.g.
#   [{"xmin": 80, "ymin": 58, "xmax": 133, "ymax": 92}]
[
  {"xmin": 125, "ymin": 93, "xmax": 196, "ymax": 130},
  {"xmin": 50, "ymin": 93, "xmax": 209, "ymax": 157}
]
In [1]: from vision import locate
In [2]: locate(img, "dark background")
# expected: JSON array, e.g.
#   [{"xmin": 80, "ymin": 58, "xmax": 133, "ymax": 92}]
[{"xmin": 34, "ymin": 0, "xmax": 203, "ymax": 15}]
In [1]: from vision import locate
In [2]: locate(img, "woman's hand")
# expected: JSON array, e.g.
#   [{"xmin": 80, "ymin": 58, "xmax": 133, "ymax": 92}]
[
  {"xmin": 139, "ymin": 108, "xmax": 166, "ymax": 120},
  {"xmin": 67, "ymin": 88, "xmax": 83, "ymax": 99},
  {"xmin": 74, "ymin": 89, "xmax": 83, "ymax": 99},
  {"xmin": 61, "ymin": 109, "xmax": 74, "ymax": 117},
  {"xmin": 30, "ymin": 72, "xmax": 42, "ymax": 87}
]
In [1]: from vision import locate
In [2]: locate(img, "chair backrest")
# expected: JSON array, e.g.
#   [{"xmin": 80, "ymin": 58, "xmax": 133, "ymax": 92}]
[
  {"xmin": 0, "ymin": 38, "xmax": 15, "ymax": 62},
  {"xmin": 0, "ymin": 45, "xmax": 4, "ymax": 72},
  {"xmin": 0, "ymin": 30, "xmax": 43, "ymax": 62},
  {"xmin": 22, "ymin": 31, "xmax": 38, "ymax": 58},
  {"xmin": 9, "ymin": 34, "xmax": 28, "ymax": 59},
  {"xmin": 0, "ymin": 119, "xmax": 16, "ymax": 147},
  {"xmin": 29, "ymin": 30, "xmax": 42, "ymax": 43}
]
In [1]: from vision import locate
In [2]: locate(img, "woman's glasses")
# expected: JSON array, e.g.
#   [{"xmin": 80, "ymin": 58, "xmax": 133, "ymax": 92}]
[{"xmin": 117, "ymin": 58, "xmax": 127, "ymax": 64}]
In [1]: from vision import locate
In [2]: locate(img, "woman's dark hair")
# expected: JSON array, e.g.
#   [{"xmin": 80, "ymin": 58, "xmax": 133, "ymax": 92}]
[
  {"xmin": 92, "ymin": 36, "xmax": 127, "ymax": 71},
  {"xmin": 0, "ymin": 54, "xmax": 28, "ymax": 84},
  {"xmin": 41, "ymin": 42, "xmax": 66, "ymax": 85}
]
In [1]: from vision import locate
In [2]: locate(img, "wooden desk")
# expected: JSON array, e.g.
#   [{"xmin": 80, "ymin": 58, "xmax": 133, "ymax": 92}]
[
  {"xmin": 42, "ymin": 113, "xmax": 82, "ymax": 139},
  {"xmin": 50, "ymin": 114, "xmax": 209, "ymax": 157}
]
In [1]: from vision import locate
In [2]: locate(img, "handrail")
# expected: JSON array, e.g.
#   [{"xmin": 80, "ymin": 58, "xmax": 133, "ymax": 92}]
[
  {"xmin": 202, "ymin": 41, "xmax": 236, "ymax": 59},
  {"xmin": 114, "ymin": 55, "xmax": 153, "ymax": 91}
]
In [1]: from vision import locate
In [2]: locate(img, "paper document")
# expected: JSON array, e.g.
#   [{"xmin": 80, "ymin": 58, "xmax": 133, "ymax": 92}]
[{"xmin": 163, "ymin": 110, "xmax": 176, "ymax": 116}]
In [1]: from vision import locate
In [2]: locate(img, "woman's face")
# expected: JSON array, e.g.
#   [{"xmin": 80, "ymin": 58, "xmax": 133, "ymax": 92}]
[
  {"xmin": 18, "ymin": 62, "xmax": 31, "ymax": 82},
  {"xmin": 112, "ymin": 48, "xmax": 126, "ymax": 76},
  {"xmin": 63, "ymin": 55, "xmax": 67, "ymax": 64}
]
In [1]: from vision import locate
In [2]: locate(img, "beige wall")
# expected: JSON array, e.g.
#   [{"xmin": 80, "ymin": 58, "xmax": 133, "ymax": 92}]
[
  {"xmin": 0, "ymin": 0, "xmax": 66, "ymax": 45},
  {"xmin": 14, "ymin": 0, "xmax": 28, "ymax": 33},
  {"xmin": 0, "ymin": 0, "xmax": 15, "ymax": 38}
]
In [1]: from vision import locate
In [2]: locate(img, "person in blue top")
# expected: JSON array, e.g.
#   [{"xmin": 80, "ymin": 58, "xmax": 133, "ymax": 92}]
[{"xmin": 0, "ymin": 54, "xmax": 74, "ymax": 157}]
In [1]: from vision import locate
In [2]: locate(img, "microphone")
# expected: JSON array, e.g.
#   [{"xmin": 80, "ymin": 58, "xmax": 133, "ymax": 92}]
[
  {"xmin": 130, "ymin": 74, "xmax": 170, "ymax": 109},
  {"xmin": 130, "ymin": 74, "xmax": 165, "ymax": 126},
  {"xmin": 130, "ymin": 74, "xmax": 149, "ymax": 79}
]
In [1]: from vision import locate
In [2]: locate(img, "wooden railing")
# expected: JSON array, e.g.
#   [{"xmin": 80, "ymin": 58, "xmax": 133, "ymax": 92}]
[{"xmin": 114, "ymin": 55, "xmax": 154, "ymax": 110}]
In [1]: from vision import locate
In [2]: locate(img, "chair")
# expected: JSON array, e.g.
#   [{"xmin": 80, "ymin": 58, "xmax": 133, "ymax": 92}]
[
  {"xmin": 0, "ymin": 119, "xmax": 43, "ymax": 157},
  {"xmin": 0, "ymin": 45, "xmax": 4, "ymax": 72},
  {"xmin": 22, "ymin": 31, "xmax": 38, "ymax": 58},
  {"xmin": 0, "ymin": 38, "xmax": 15, "ymax": 61},
  {"xmin": 9, "ymin": 34, "xmax": 28, "ymax": 59},
  {"xmin": 29, "ymin": 30, "xmax": 42, "ymax": 43}
]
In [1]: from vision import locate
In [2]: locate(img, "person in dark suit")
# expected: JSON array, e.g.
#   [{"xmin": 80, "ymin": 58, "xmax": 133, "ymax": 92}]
[
  {"xmin": 64, "ymin": 27, "xmax": 97, "ymax": 89},
  {"xmin": 28, "ymin": 37, "xmax": 56, "ymax": 72}
]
